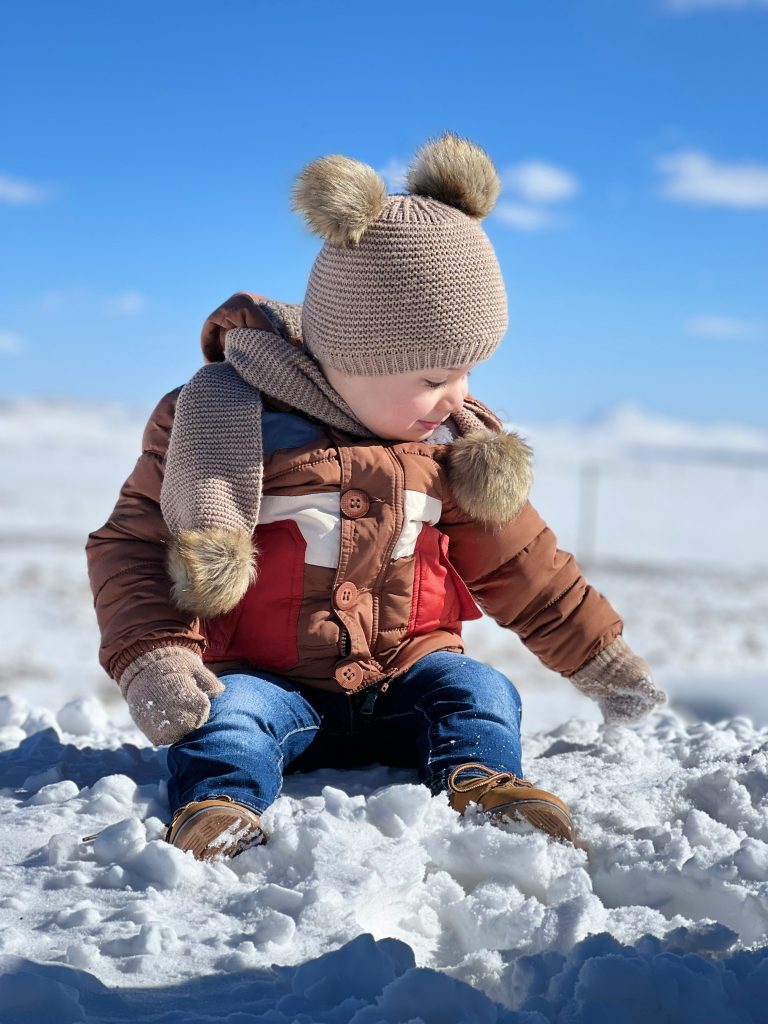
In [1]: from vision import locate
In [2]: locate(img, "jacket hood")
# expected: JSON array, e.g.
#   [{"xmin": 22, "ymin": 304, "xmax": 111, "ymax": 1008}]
[{"xmin": 201, "ymin": 293, "xmax": 303, "ymax": 364}]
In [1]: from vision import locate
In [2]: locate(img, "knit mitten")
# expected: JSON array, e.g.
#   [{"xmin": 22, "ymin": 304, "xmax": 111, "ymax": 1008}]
[
  {"xmin": 569, "ymin": 636, "xmax": 667, "ymax": 725},
  {"xmin": 118, "ymin": 646, "xmax": 225, "ymax": 745}
]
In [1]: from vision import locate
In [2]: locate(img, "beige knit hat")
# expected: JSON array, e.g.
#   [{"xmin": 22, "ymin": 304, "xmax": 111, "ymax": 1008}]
[{"xmin": 292, "ymin": 131, "xmax": 509, "ymax": 376}]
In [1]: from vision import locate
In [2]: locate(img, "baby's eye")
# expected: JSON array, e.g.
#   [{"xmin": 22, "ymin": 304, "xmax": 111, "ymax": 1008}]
[{"xmin": 424, "ymin": 370, "xmax": 472, "ymax": 389}]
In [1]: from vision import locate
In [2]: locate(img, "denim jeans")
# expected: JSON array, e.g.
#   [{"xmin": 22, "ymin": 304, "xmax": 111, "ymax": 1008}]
[{"xmin": 166, "ymin": 650, "xmax": 523, "ymax": 817}]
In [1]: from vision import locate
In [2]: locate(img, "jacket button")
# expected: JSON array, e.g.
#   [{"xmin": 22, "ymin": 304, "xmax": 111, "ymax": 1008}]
[
  {"xmin": 340, "ymin": 488, "xmax": 370, "ymax": 519},
  {"xmin": 334, "ymin": 581, "xmax": 358, "ymax": 608},
  {"xmin": 334, "ymin": 661, "xmax": 364, "ymax": 688}
]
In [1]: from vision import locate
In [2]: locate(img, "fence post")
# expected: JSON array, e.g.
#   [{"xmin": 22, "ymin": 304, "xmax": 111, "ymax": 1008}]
[{"xmin": 577, "ymin": 461, "xmax": 599, "ymax": 567}]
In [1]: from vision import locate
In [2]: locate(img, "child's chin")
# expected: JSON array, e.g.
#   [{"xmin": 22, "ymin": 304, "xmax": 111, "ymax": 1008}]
[
  {"xmin": 377, "ymin": 422, "xmax": 435, "ymax": 442},
  {"xmin": 404, "ymin": 424, "xmax": 434, "ymax": 439}
]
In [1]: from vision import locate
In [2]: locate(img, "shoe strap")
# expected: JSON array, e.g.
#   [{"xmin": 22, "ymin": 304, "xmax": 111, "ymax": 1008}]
[{"xmin": 447, "ymin": 762, "xmax": 532, "ymax": 794}]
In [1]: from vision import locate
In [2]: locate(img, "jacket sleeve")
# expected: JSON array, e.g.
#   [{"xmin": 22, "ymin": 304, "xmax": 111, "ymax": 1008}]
[
  {"xmin": 84, "ymin": 388, "xmax": 206, "ymax": 681},
  {"xmin": 439, "ymin": 498, "xmax": 623, "ymax": 677}
]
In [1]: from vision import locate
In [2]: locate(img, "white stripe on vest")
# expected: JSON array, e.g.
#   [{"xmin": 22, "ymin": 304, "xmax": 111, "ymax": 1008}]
[
  {"xmin": 259, "ymin": 493, "xmax": 341, "ymax": 569},
  {"xmin": 258, "ymin": 490, "xmax": 443, "ymax": 568},
  {"xmin": 391, "ymin": 491, "xmax": 443, "ymax": 560}
]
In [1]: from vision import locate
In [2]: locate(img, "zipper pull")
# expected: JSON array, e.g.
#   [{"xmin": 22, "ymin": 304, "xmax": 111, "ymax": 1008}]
[
  {"xmin": 360, "ymin": 688, "xmax": 379, "ymax": 715},
  {"xmin": 360, "ymin": 680, "xmax": 390, "ymax": 716}
]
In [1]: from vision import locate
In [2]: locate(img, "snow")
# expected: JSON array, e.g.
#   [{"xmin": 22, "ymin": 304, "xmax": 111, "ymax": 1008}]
[
  {"xmin": 3, "ymin": 701, "xmax": 768, "ymax": 1021},
  {"xmin": 1, "ymin": 397, "xmax": 768, "ymax": 1021}
]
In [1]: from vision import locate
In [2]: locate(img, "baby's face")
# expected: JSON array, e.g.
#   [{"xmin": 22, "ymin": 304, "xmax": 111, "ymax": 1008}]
[{"xmin": 320, "ymin": 362, "xmax": 476, "ymax": 441}]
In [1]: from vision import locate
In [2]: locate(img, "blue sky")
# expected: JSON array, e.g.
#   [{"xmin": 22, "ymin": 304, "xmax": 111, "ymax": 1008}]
[{"xmin": 1, "ymin": 0, "xmax": 766, "ymax": 426}]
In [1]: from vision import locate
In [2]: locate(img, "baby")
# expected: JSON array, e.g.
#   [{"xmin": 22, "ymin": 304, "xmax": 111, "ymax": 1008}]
[{"xmin": 86, "ymin": 132, "xmax": 666, "ymax": 860}]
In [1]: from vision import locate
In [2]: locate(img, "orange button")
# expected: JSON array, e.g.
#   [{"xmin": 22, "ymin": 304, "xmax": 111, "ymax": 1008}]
[
  {"xmin": 340, "ymin": 488, "xmax": 370, "ymax": 519},
  {"xmin": 334, "ymin": 661, "xmax": 364, "ymax": 688},
  {"xmin": 334, "ymin": 581, "xmax": 358, "ymax": 609}
]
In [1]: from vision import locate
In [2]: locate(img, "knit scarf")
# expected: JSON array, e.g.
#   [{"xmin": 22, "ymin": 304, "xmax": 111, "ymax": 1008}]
[{"xmin": 160, "ymin": 321, "xmax": 492, "ymax": 542}]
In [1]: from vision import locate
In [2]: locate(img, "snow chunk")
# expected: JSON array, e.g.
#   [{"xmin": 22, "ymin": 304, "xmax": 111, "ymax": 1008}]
[
  {"xmin": 734, "ymin": 837, "xmax": 768, "ymax": 882},
  {"xmin": 21, "ymin": 707, "xmax": 59, "ymax": 737},
  {"xmin": 55, "ymin": 904, "xmax": 101, "ymax": 929},
  {"xmin": 101, "ymin": 923, "xmax": 179, "ymax": 958},
  {"xmin": 126, "ymin": 840, "xmax": 209, "ymax": 888},
  {"xmin": 92, "ymin": 818, "xmax": 146, "ymax": 865},
  {"xmin": 28, "ymin": 779, "xmax": 79, "ymax": 806},
  {"xmin": 78, "ymin": 774, "xmax": 139, "ymax": 817},
  {"xmin": 684, "ymin": 808, "xmax": 741, "ymax": 861},
  {"xmin": 56, "ymin": 697, "xmax": 109, "ymax": 736},
  {"xmin": 0, "ymin": 695, "xmax": 28, "ymax": 728}
]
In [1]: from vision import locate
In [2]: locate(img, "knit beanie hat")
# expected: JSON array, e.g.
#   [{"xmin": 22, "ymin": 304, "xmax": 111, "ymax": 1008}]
[{"xmin": 292, "ymin": 131, "xmax": 509, "ymax": 376}]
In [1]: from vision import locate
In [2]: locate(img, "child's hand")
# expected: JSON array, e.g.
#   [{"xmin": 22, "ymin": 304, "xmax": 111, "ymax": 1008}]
[
  {"xmin": 592, "ymin": 675, "xmax": 668, "ymax": 725},
  {"xmin": 118, "ymin": 646, "xmax": 225, "ymax": 745},
  {"xmin": 569, "ymin": 636, "xmax": 668, "ymax": 726}
]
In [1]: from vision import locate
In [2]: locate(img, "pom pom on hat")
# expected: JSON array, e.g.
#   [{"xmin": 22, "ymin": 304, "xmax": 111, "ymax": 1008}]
[
  {"xmin": 406, "ymin": 131, "xmax": 501, "ymax": 219},
  {"xmin": 291, "ymin": 154, "xmax": 387, "ymax": 248}
]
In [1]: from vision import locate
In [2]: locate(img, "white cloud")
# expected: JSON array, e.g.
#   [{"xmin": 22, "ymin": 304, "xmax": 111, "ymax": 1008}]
[
  {"xmin": 40, "ymin": 287, "xmax": 82, "ymax": 313},
  {"xmin": 0, "ymin": 331, "xmax": 25, "ymax": 354},
  {"xmin": 656, "ymin": 150, "xmax": 768, "ymax": 208},
  {"xmin": 41, "ymin": 287, "xmax": 146, "ymax": 316},
  {"xmin": 104, "ymin": 291, "xmax": 145, "ymax": 316},
  {"xmin": 0, "ymin": 173, "xmax": 51, "ymax": 205},
  {"xmin": 502, "ymin": 160, "xmax": 579, "ymax": 203},
  {"xmin": 684, "ymin": 315, "xmax": 766, "ymax": 340},
  {"xmin": 666, "ymin": 0, "xmax": 768, "ymax": 11},
  {"xmin": 377, "ymin": 158, "xmax": 409, "ymax": 192},
  {"xmin": 493, "ymin": 202, "xmax": 559, "ymax": 231},
  {"xmin": 492, "ymin": 159, "xmax": 579, "ymax": 231}
]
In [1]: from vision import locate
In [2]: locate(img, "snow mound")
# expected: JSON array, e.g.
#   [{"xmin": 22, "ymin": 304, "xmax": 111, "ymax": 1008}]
[
  {"xmin": 520, "ymin": 401, "xmax": 768, "ymax": 461},
  {"xmin": 0, "ymin": 397, "xmax": 144, "ymax": 451},
  {"xmin": 2, "ymin": 693, "xmax": 768, "ymax": 1019},
  {"xmin": 2, "ymin": 928, "xmax": 768, "ymax": 1023}
]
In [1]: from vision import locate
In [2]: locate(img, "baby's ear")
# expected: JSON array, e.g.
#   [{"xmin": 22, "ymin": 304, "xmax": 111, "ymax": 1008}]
[{"xmin": 445, "ymin": 430, "xmax": 533, "ymax": 524}]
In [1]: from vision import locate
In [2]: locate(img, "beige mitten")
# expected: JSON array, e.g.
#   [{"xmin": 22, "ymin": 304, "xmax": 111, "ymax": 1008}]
[
  {"xmin": 569, "ymin": 636, "xmax": 667, "ymax": 725},
  {"xmin": 118, "ymin": 646, "xmax": 225, "ymax": 745}
]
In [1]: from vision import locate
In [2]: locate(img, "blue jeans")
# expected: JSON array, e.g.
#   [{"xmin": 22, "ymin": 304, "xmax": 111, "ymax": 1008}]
[{"xmin": 166, "ymin": 650, "xmax": 523, "ymax": 816}]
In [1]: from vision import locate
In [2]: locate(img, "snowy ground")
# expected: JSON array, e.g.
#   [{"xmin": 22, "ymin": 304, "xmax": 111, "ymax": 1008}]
[
  {"xmin": 1, "ymin": 398, "xmax": 768, "ymax": 1022},
  {"xmin": 3, "ymin": 699, "xmax": 768, "ymax": 1022}
]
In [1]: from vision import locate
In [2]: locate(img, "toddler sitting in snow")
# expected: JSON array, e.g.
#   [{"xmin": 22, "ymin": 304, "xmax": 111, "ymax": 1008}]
[{"xmin": 86, "ymin": 132, "xmax": 666, "ymax": 860}]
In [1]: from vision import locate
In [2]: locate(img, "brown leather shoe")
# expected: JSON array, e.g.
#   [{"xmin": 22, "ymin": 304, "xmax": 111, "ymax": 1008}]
[
  {"xmin": 447, "ymin": 763, "xmax": 575, "ymax": 844},
  {"xmin": 165, "ymin": 796, "xmax": 266, "ymax": 860}
]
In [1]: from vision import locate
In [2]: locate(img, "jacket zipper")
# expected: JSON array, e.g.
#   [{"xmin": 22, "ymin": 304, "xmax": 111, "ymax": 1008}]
[
  {"xmin": 367, "ymin": 447, "xmax": 406, "ymax": 650},
  {"xmin": 339, "ymin": 625, "xmax": 351, "ymax": 657}
]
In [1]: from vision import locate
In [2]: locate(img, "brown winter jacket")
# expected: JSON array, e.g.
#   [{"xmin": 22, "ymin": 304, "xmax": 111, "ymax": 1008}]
[{"xmin": 85, "ymin": 295, "xmax": 623, "ymax": 695}]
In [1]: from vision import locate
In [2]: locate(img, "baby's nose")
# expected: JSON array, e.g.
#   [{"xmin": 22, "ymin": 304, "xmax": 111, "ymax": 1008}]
[{"xmin": 441, "ymin": 379, "xmax": 469, "ymax": 413}]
